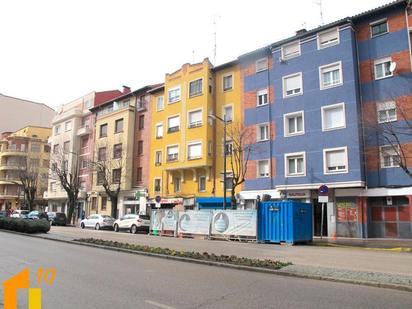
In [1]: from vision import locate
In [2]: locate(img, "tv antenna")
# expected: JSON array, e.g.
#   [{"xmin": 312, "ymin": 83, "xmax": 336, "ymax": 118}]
[{"xmin": 313, "ymin": 0, "xmax": 324, "ymax": 26}]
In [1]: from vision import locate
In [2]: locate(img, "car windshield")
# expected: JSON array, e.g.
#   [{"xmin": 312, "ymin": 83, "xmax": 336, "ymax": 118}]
[{"xmin": 102, "ymin": 215, "xmax": 113, "ymax": 219}]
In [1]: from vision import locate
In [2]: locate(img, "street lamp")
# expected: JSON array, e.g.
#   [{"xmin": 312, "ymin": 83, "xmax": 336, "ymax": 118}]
[{"xmin": 208, "ymin": 114, "xmax": 227, "ymax": 210}]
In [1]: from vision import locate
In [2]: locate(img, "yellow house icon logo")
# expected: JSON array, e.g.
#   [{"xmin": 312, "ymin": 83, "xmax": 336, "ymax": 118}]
[{"xmin": 2, "ymin": 268, "xmax": 56, "ymax": 309}]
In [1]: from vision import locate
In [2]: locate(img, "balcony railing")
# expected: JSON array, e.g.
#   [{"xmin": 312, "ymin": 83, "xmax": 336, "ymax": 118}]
[
  {"xmin": 137, "ymin": 100, "xmax": 146, "ymax": 111},
  {"xmin": 77, "ymin": 125, "xmax": 92, "ymax": 137},
  {"xmin": 188, "ymin": 121, "xmax": 202, "ymax": 128},
  {"xmin": 167, "ymin": 154, "xmax": 178, "ymax": 162},
  {"xmin": 2, "ymin": 148, "xmax": 28, "ymax": 153},
  {"xmin": 168, "ymin": 126, "xmax": 180, "ymax": 133}
]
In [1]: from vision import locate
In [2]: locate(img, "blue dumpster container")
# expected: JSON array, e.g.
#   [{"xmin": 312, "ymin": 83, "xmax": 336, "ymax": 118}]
[{"xmin": 258, "ymin": 201, "xmax": 313, "ymax": 244}]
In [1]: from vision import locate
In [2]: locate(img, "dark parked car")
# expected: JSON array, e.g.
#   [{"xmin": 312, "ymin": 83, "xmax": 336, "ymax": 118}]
[
  {"xmin": 27, "ymin": 211, "xmax": 49, "ymax": 221},
  {"xmin": 0, "ymin": 210, "xmax": 9, "ymax": 218},
  {"xmin": 47, "ymin": 212, "xmax": 67, "ymax": 226}
]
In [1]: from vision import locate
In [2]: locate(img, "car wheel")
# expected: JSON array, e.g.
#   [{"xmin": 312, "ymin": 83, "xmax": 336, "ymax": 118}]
[
  {"xmin": 95, "ymin": 223, "xmax": 100, "ymax": 230},
  {"xmin": 130, "ymin": 225, "xmax": 138, "ymax": 234},
  {"xmin": 80, "ymin": 223, "xmax": 85, "ymax": 229},
  {"xmin": 114, "ymin": 224, "xmax": 119, "ymax": 232}
]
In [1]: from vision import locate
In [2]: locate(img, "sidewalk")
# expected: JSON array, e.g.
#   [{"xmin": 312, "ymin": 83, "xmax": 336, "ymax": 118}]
[{"xmin": 312, "ymin": 236, "xmax": 412, "ymax": 251}]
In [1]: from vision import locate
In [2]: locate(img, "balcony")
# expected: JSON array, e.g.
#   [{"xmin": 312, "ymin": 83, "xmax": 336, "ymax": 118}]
[
  {"xmin": 0, "ymin": 176, "xmax": 20, "ymax": 184},
  {"xmin": 77, "ymin": 125, "xmax": 92, "ymax": 137},
  {"xmin": 167, "ymin": 153, "xmax": 178, "ymax": 162},
  {"xmin": 0, "ymin": 163, "xmax": 24, "ymax": 171},
  {"xmin": 168, "ymin": 126, "xmax": 180, "ymax": 134},
  {"xmin": 1, "ymin": 149, "xmax": 28, "ymax": 156},
  {"xmin": 188, "ymin": 121, "xmax": 202, "ymax": 129},
  {"xmin": 137, "ymin": 100, "xmax": 147, "ymax": 112}
]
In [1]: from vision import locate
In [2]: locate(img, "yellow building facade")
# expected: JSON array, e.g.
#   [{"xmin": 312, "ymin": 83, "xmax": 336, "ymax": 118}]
[
  {"xmin": 148, "ymin": 58, "xmax": 241, "ymax": 208},
  {"xmin": 0, "ymin": 126, "xmax": 51, "ymax": 210}
]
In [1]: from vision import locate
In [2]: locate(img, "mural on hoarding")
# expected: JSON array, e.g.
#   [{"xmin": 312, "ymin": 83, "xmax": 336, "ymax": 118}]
[
  {"xmin": 177, "ymin": 211, "xmax": 211, "ymax": 235},
  {"xmin": 211, "ymin": 210, "xmax": 257, "ymax": 237}
]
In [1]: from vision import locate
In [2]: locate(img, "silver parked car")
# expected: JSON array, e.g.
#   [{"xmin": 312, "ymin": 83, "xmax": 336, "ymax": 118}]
[
  {"xmin": 80, "ymin": 214, "xmax": 115, "ymax": 230},
  {"xmin": 113, "ymin": 214, "xmax": 150, "ymax": 234},
  {"xmin": 11, "ymin": 210, "xmax": 30, "ymax": 218}
]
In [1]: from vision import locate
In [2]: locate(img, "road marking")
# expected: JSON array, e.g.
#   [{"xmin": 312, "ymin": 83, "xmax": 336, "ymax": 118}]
[{"xmin": 145, "ymin": 300, "xmax": 176, "ymax": 309}]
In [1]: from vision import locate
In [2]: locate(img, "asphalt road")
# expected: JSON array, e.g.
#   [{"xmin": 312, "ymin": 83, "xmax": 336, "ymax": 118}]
[{"xmin": 1, "ymin": 232, "xmax": 411, "ymax": 309}]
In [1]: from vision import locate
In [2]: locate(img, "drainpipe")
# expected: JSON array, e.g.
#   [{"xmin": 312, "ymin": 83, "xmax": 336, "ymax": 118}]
[{"xmin": 267, "ymin": 48, "xmax": 274, "ymax": 190}]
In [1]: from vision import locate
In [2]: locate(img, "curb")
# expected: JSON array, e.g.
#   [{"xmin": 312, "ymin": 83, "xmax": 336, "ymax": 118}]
[
  {"xmin": 312, "ymin": 242, "xmax": 412, "ymax": 252},
  {"xmin": 2, "ymin": 230, "xmax": 412, "ymax": 293}
]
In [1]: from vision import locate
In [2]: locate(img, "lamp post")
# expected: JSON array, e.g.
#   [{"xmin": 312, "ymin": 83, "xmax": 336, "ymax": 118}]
[{"xmin": 208, "ymin": 114, "xmax": 227, "ymax": 210}]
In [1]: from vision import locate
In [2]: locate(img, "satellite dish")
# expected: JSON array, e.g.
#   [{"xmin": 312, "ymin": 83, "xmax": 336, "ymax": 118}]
[{"xmin": 389, "ymin": 62, "xmax": 397, "ymax": 73}]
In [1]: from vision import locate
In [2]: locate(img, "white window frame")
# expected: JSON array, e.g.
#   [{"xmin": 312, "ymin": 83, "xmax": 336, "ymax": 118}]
[
  {"xmin": 156, "ymin": 96, "xmax": 164, "ymax": 111},
  {"xmin": 154, "ymin": 178, "xmax": 162, "ymax": 193},
  {"xmin": 284, "ymin": 152, "xmax": 306, "ymax": 177},
  {"xmin": 188, "ymin": 108, "xmax": 203, "ymax": 128},
  {"xmin": 319, "ymin": 61, "xmax": 343, "ymax": 90},
  {"xmin": 370, "ymin": 18, "xmax": 389, "ymax": 38},
  {"xmin": 374, "ymin": 57, "xmax": 393, "ymax": 80},
  {"xmin": 167, "ymin": 114, "xmax": 180, "ymax": 133},
  {"xmin": 168, "ymin": 85, "xmax": 181, "ymax": 104},
  {"xmin": 323, "ymin": 147, "xmax": 348, "ymax": 175},
  {"xmin": 174, "ymin": 177, "xmax": 181, "ymax": 192},
  {"xmin": 256, "ymin": 88, "xmax": 269, "ymax": 106},
  {"xmin": 321, "ymin": 103, "xmax": 346, "ymax": 132},
  {"xmin": 222, "ymin": 73, "xmax": 234, "ymax": 91},
  {"xmin": 166, "ymin": 144, "xmax": 179, "ymax": 162},
  {"xmin": 154, "ymin": 150, "xmax": 162, "ymax": 166},
  {"xmin": 257, "ymin": 160, "xmax": 270, "ymax": 178},
  {"xmin": 256, "ymin": 123, "xmax": 270, "ymax": 142},
  {"xmin": 317, "ymin": 27, "xmax": 340, "ymax": 50},
  {"xmin": 380, "ymin": 145, "xmax": 400, "ymax": 168},
  {"xmin": 256, "ymin": 58, "xmax": 268, "ymax": 72},
  {"xmin": 54, "ymin": 125, "xmax": 60, "ymax": 135},
  {"xmin": 187, "ymin": 141, "xmax": 202, "ymax": 160},
  {"xmin": 281, "ymin": 41, "xmax": 301, "ymax": 60},
  {"xmin": 377, "ymin": 101, "xmax": 397, "ymax": 123},
  {"xmin": 198, "ymin": 176, "xmax": 206, "ymax": 192},
  {"xmin": 65, "ymin": 121, "xmax": 72, "ymax": 131},
  {"xmin": 188, "ymin": 78, "xmax": 203, "ymax": 98},
  {"xmin": 155, "ymin": 123, "xmax": 164, "ymax": 138},
  {"xmin": 222, "ymin": 104, "xmax": 233, "ymax": 122},
  {"xmin": 282, "ymin": 72, "xmax": 303, "ymax": 98},
  {"xmin": 284, "ymin": 111, "xmax": 305, "ymax": 137}
]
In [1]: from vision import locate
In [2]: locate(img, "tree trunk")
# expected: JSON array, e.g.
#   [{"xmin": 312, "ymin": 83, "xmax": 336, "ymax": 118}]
[
  {"xmin": 67, "ymin": 194, "xmax": 76, "ymax": 224},
  {"xmin": 110, "ymin": 196, "xmax": 118, "ymax": 219},
  {"xmin": 230, "ymin": 188, "xmax": 236, "ymax": 209}
]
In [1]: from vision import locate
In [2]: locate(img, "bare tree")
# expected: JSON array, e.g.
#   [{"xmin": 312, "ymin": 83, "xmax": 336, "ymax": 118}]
[
  {"xmin": 225, "ymin": 122, "xmax": 255, "ymax": 208},
  {"xmin": 90, "ymin": 142, "xmax": 125, "ymax": 218},
  {"xmin": 50, "ymin": 147, "xmax": 81, "ymax": 222}
]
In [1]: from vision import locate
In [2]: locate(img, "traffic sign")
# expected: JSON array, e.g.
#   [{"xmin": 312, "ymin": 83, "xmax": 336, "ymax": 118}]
[
  {"xmin": 318, "ymin": 185, "xmax": 329, "ymax": 195},
  {"xmin": 155, "ymin": 195, "xmax": 161, "ymax": 203}
]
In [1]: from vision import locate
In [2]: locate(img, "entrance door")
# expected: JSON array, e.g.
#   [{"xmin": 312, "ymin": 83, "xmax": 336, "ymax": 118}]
[{"xmin": 313, "ymin": 200, "xmax": 328, "ymax": 237}]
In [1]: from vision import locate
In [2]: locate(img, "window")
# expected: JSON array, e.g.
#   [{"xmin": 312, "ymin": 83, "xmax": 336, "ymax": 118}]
[
  {"xmin": 324, "ymin": 147, "xmax": 348, "ymax": 174},
  {"xmin": 167, "ymin": 115, "xmax": 180, "ymax": 133},
  {"xmin": 371, "ymin": 19, "xmax": 388, "ymax": 37},
  {"xmin": 50, "ymin": 182, "xmax": 57, "ymax": 192},
  {"xmin": 44, "ymin": 145, "xmax": 50, "ymax": 153},
  {"xmin": 285, "ymin": 152, "xmax": 305, "ymax": 176},
  {"xmin": 84, "ymin": 100, "xmax": 91, "ymax": 109},
  {"xmin": 63, "ymin": 160, "xmax": 68, "ymax": 171},
  {"xmin": 112, "ymin": 168, "xmax": 121, "ymax": 184},
  {"xmin": 137, "ymin": 140, "xmax": 143, "ymax": 155},
  {"xmin": 223, "ymin": 105, "xmax": 233, "ymax": 122},
  {"xmin": 63, "ymin": 141, "xmax": 70, "ymax": 152},
  {"xmin": 81, "ymin": 160, "xmax": 88, "ymax": 169},
  {"xmin": 284, "ymin": 111, "xmax": 304, "ymax": 137},
  {"xmin": 380, "ymin": 145, "xmax": 400, "ymax": 168},
  {"xmin": 257, "ymin": 124, "xmax": 269, "ymax": 141},
  {"xmin": 257, "ymin": 160, "xmax": 270, "ymax": 178},
  {"xmin": 257, "ymin": 89, "xmax": 268, "ymax": 106},
  {"xmin": 224, "ymin": 141, "xmax": 233, "ymax": 156},
  {"xmin": 377, "ymin": 101, "xmax": 397, "ymax": 123},
  {"xmin": 138, "ymin": 115, "xmax": 144, "ymax": 130},
  {"xmin": 283, "ymin": 73, "xmax": 303, "ymax": 97},
  {"xmin": 188, "ymin": 142, "xmax": 202, "ymax": 160},
  {"xmin": 188, "ymin": 110, "xmax": 202, "ymax": 128},
  {"xmin": 155, "ymin": 151, "xmax": 162, "ymax": 165},
  {"xmin": 199, "ymin": 176, "xmax": 206, "ymax": 192},
  {"xmin": 65, "ymin": 121, "xmax": 72, "ymax": 131},
  {"xmin": 167, "ymin": 145, "xmax": 179, "ymax": 162},
  {"xmin": 91, "ymin": 197, "xmax": 97, "ymax": 210},
  {"xmin": 208, "ymin": 141, "xmax": 213, "ymax": 156},
  {"xmin": 223, "ymin": 74, "xmax": 233, "ymax": 91},
  {"xmin": 322, "ymin": 103, "xmax": 346, "ymax": 131},
  {"xmin": 98, "ymin": 147, "xmax": 106, "ymax": 161},
  {"xmin": 97, "ymin": 171, "xmax": 105, "ymax": 185},
  {"xmin": 136, "ymin": 167, "xmax": 142, "ymax": 182},
  {"xmin": 80, "ymin": 180, "xmax": 86, "ymax": 190},
  {"xmin": 30, "ymin": 159, "xmax": 40, "ymax": 167},
  {"xmin": 320, "ymin": 62, "xmax": 342, "ymax": 89},
  {"xmin": 155, "ymin": 123, "xmax": 163, "ymax": 138},
  {"xmin": 281, "ymin": 41, "xmax": 300, "ymax": 60},
  {"xmin": 154, "ymin": 179, "xmax": 161, "ymax": 193},
  {"xmin": 54, "ymin": 125, "xmax": 60, "ymax": 135},
  {"xmin": 189, "ymin": 79, "xmax": 203, "ymax": 97},
  {"xmin": 100, "ymin": 124, "xmax": 108, "ymax": 137},
  {"xmin": 225, "ymin": 173, "xmax": 233, "ymax": 191},
  {"xmin": 30, "ymin": 143, "xmax": 41, "ymax": 152},
  {"xmin": 168, "ymin": 86, "xmax": 181, "ymax": 103},
  {"xmin": 174, "ymin": 177, "xmax": 181, "ymax": 192},
  {"xmin": 115, "ymin": 118, "xmax": 124, "ymax": 133},
  {"xmin": 42, "ymin": 159, "xmax": 50, "ymax": 168},
  {"xmin": 318, "ymin": 28, "xmax": 339, "ymax": 49},
  {"xmin": 156, "ymin": 96, "xmax": 164, "ymax": 111},
  {"xmin": 256, "ymin": 58, "xmax": 268, "ymax": 72},
  {"xmin": 53, "ymin": 144, "xmax": 59, "ymax": 154},
  {"xmin": 374, "ymin": 57, "xmax": 393, "ymax": 80},
  {"xmin": 81, "ymin": 137, "xmax": 88, "ymax": 149},
  {"xmin": 113, "ymin": 144, "xmax": 122, "ymax": 159},
  {"xmin": 101, "ymin": 197, "xmax": 107, "ymax": 211}
]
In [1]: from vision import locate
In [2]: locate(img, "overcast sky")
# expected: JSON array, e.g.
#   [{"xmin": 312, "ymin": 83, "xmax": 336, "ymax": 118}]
[{"xmin": 1, "ymin": 0, "xmax": 391, "ymax": 108}]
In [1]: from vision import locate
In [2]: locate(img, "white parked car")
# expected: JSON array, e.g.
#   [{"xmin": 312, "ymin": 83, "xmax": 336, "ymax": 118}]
[
  {"xmin": 113, "ymin": 214, "xmax": 150, "ymax": 234},
  {"xmin": 80, "ymin": 214, "xmax": 115, "ymax": 230},
  {"xmin": 11, "ymin": 210, "xmax": 30, "ymax": 218}
]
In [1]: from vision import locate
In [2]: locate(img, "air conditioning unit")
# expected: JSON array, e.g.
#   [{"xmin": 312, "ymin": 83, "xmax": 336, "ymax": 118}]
[{"xmin": 386, "ymin": 196, "xmax": 393, "ymax": 206}]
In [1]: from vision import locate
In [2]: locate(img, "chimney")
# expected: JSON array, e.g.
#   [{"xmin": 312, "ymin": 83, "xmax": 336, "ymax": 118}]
[
  {"xmin": 296, "ymin": 28, "xmax": 307, "ymax": 36},
  {"xmin": 122, "ymin": 85, "xmax": 131, "ymax": 94}
]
